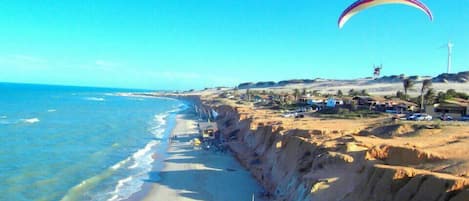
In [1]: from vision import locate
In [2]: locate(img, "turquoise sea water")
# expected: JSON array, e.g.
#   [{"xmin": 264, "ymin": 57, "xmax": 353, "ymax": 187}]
[{"xmin": 0, "ymin": 83, "xmax": 183, "ymax": 201}]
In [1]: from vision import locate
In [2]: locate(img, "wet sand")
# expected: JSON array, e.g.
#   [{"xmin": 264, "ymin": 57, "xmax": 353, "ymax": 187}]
[{"xmin": 142, "ymin": 113, "xmax": 265, "ymax": 201}]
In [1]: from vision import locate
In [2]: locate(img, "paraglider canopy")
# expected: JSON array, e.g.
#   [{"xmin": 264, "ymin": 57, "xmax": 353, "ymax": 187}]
[{"xmin": 338, "ymin": 0, "xmax": 433, "ymax": 29}]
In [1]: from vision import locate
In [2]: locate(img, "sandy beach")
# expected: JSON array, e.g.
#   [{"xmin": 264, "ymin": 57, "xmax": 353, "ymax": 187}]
[{"xmin": 142, "ymin": 113, "xmax": 265, "ymax": 201}]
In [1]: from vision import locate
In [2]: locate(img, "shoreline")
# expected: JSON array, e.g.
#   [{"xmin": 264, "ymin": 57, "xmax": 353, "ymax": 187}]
[
  {"xmin": 140, "ymin": 111, "xmax": 265, "ymax": 201},
  {"xmin": 123, "ymin": 108, "xmax": 179, "ymax": 201}
]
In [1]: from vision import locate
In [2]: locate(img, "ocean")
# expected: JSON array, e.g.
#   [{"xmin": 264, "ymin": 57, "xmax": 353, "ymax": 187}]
[{"xmin": 0, "ymin": 83, "xmax": 184, "ymax": 201}]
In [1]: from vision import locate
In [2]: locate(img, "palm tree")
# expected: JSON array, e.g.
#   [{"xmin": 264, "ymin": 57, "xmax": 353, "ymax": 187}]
[
  {"xmin": 402, "ymin": 78, "xmax": 414, "ymax": 99},
  {"xmin": 293, "ymin": 89, "xmax": 301, "ymax": 101},
  {"xmin": 420, "ymin": 79, "xmax": 432, "ymax": 112},
  {"xmin": 361, "ymin": 89, "xmax": 368, "ymax": 96},
  {"xmin": 446, "ymin": 89, "xmax": 457, "ymax": 98},
  {"xmin": 337, "ymin": 90, "xmax": 343, "ymax": 97},
  {"xmin": 246, "ymin": 88, "xmax": 251, "ymax": 101},
  {"xmin": 436, "ymin": 91, "xmax": 448, "ymax": 103},
  {"xmin": 424, "ymin": 88, "xmax": 436, "ymax": 105},
  {"xmin": 312, "ymin": 90, "xmax": 320, "ymax": 96},
  {"xmin": 396, "ymin": 90, "xmax": 404, "ymax": 99}
]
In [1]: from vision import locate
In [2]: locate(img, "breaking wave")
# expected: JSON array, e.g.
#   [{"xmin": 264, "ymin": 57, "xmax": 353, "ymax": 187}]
[
  {"xmin": 21, "ymin": 118, "xmax": 40, "ymax": 124},
  {"xmin": 85, "ymin": 97, "xmax": 106, "ymax": 102},
  {"xmin": 61, "ymin": 101, "xmax": 186, "ymax": 201},
  {"xmin": 105, "ymin": 112, "xmax": 170, "ymax": 201}
]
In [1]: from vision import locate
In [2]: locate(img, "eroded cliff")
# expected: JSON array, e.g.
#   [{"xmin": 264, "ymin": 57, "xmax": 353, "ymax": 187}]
[
  {"xmin": 209, "ymin": 103, "xmax": 469, "ymax": 201},
  {"xmin": 170, "ymin": 93, "xmax": 469, "ymax": 201}
]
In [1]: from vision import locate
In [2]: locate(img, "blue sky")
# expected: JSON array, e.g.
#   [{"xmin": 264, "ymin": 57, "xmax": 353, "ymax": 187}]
[{"xmin": 0, "ymin": 1, "xmax": 468, "ymax": 90}]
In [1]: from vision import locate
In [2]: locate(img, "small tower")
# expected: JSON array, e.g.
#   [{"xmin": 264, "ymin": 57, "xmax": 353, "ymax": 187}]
[
  {"xmin": 373, "ymin": 64, "xmax": 382, "ymax": 79},
  {"xmin": 447, "ymin": 41, "xmax": 454, "ymax": 74}
]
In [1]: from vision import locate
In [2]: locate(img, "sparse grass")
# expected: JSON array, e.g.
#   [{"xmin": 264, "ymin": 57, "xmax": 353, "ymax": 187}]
[
  {"xmin": 311, "ymin": 109, "xmax": 384, "ymax": 119},
  {"xmin": 405, "ymin": 120, "xmax": 465, "ymax": 128}
]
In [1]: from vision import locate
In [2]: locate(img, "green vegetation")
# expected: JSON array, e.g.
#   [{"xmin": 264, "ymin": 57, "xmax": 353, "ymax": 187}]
[
  {"xmin": 396, "ymin": 90, "xmax": 407, "ymax": 100},
  {"xmin": 293, "ymin": 88, "xmax": 301, "ymax": 101},
  {"xmin": 403, "ymin": 78, "xmax": 414, "ymax": 98},
  {"xmin": 348, "ymin": 89, "xmax": 369, "ymax": 96},
  {"xmin": 245, "ymin": 88, "xmax": 251, "ymax": 101},
  {"xmin": 312, "ymin": 90, "xmax": 320, "ymax": 96},
  {"xmin": 337, "ymin": 90, "xmax": 343, "ymax": 97},
  {"xmin": 445, "ymin": 89, "xmax": 468, "ymax": 99},
  {"xmin": 419, "ymin": 79, "xmax": 432, "ymax": 112},
  {"xmin": 361, "ymin": 89, "xmax": 369, "ymax": 96},
  {"xmin": 424, "ymin": 88, "xmax": 436, "ymax": 105},
  {"xmin": 434, "ymin": 89, "xmax": 468, "ymax": 103},
  {"xmin": 227, "ymin": 84, "xmax": 468, "ymax": 119}
]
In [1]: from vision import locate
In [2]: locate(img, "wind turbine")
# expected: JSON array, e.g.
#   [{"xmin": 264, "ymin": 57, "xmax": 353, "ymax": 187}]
[{"xmin": 446, "ymin": 41, "xmax": 454, "ymax": 74}]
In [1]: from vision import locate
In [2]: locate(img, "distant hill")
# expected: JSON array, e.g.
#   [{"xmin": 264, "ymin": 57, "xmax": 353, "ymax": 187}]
[
  {"xmin": 432, "ymin": 71, "xmax": 469, "ymax": 83},
  {"xmin": 237, "ymin": 71, "xmax": 469, "ymax": 89},
  {"xmin": 237, "ymin": 79, "xmax": 324, "ymax": 89}
]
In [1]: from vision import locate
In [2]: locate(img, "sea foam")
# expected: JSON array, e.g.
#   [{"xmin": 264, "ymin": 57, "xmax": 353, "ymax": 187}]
[
  {"xmin": 62, "ymin": 111, "xmax": 173, "ymax": 201},
  {"xmin": 108, "ymin": 176, "xmax": 133, "ymax": 201},
  {"xmin": 85, "ymin": 97, "xmax": 106, "ymax": 102},
  {"xmin": 106, "ymin": 112, "xmax": 170, "ymax": 201},
  {"xmin": 22, "ymin": 118, "xmax": 40, "ymax": 124}
]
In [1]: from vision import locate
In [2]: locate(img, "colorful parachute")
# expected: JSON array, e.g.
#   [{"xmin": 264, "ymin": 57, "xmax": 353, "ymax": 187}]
[{"xmin": 338, "ymin": 0, "xmax": 433, "ymax": 29}]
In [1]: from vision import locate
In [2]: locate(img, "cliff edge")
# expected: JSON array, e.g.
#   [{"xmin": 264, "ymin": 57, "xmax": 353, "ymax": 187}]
[{"xmin": 179, "ymin": 94, "xmax": 469, "ymax": 201}]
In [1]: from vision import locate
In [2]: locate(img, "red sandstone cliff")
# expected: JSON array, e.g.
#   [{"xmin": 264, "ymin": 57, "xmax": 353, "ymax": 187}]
[{"xmin": 177, "ymin": 94, "xmax": 469, "ymax": 201}]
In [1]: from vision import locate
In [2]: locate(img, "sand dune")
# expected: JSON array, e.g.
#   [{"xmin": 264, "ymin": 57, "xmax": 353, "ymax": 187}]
[{"xmin": 246, "ymin": 81, "xmax": 469, "ymax": 96}]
